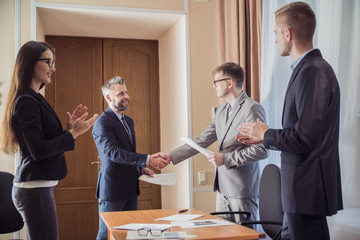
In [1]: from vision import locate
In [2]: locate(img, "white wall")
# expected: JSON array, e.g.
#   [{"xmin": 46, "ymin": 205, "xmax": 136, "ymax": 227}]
[
  {"xmin": 0, "ymin": 0, "xmax": 16, "ymax": 174},
  {"xmin": 187, "ymin": 0, "xmax": 219, "ymax": 213},
  {"xmin": 159, "ymin": 16, "xmax": 190, "ymax": 208},
  {"xmin": 0, "ymin": 1, "xmax": 18, "ymax": 239}
]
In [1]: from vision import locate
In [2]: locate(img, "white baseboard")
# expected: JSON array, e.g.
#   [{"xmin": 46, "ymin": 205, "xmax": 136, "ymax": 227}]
[{"xmin": 328, "ymin": 208, "xmax": 360, "ymax": 240}]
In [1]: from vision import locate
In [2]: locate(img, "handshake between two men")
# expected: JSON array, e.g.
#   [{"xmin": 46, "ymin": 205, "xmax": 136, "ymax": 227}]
[
  {"xmin": 148, "ymin": 152, "xmax": 172, "ymax": 171},
  {"xmin": 146, "ymin": 151, "xmax": 227, "ymax": 171},
  {"xmin": 147, "ymin": 151, "xmax": 228, "ymax": 172}
]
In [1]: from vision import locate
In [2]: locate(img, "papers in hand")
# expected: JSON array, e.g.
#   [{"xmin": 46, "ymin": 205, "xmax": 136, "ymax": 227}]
[
  {"xmin": 180, "ymin": 137, "xmax": 214, "ymax": 157},
  {"xmin": 139, "ymin": 173, "xmax": 177, "ymax": 186},
  {"xmin": 156, "ymin": 214, "xmax": 203, "ymax": 222}
]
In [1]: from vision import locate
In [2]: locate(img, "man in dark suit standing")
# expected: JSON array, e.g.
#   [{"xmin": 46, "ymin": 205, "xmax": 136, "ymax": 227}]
[
  {"xmin": 92, "ymin": 76, "xmax": 170, "ymax": 240},
  {"xmin": 236, "ymin": 2, "xmax": 343, "ymax": 240}
]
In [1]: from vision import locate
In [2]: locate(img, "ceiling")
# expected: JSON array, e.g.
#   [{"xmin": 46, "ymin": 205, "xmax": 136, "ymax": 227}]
[{"xmin": 37, "ymin": 7, "xmax": 184, "ymax": 40}]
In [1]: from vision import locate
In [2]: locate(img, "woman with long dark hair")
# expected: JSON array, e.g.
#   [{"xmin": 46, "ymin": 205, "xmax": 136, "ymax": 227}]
[{"xmin": 0, "ymin": 41, "xmax": 98, "ymax": 239}]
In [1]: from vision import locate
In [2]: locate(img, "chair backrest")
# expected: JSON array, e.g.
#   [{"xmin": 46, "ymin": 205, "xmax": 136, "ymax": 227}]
[
  {"xmin": 259, "ymin": 164, "xmax": 283, "ymax": 238},
  {"xmin": 0, "ymin": 171, "xmax": 24, "ymax": 234}
]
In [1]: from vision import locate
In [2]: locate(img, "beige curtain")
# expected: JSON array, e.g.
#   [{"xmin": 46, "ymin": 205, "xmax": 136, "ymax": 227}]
[{"xmin": 217, "ymin": 0, "xmax": 262, "ymax": 102}]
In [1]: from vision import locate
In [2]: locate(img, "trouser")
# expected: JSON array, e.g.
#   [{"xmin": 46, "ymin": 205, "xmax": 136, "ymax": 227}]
[
  {"xmin": 216, "ymin": 191, "xmax": 259, "ymax": 229},
  {"xmin": 96, "ymin": 196, "xmax": 138, "ymax": 240},
  {"xmin": 12, "ymin": 186, "xmax": 58, "ymax": 240},
  {"xmin": 282, "ymin": 212, "xmax": 330, "ymax": 240}
]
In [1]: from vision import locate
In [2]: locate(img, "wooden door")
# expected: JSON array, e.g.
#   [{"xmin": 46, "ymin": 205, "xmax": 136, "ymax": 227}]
[
  {"xmin": 45, "ymin": 36, "xmax": 161, "ymax": 240},
  {"xmin": 103, "ymin": 38, "xmax": 161, "ymax": 209},
  {"xmin": 46, "ymin": 36, "xmax": 103, "ymax": 240}
]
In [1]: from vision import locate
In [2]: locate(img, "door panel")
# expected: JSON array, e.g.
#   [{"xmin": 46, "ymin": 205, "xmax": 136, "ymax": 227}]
[
  {"xmin": 45, "ymin": 36, "xmax": 161, "ymax": 239},
  {"xmin": 103, "ymin": 39, "xmax": 161, "ymax": 209},
  {"xmin": 46, "ymin": 36, "xmax": 103, "ymax": 240}
]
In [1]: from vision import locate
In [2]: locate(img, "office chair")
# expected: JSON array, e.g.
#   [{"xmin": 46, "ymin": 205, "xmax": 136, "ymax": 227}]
[
  {"xmin": 0, "ymin": 171, "xmax": 24, "ymax": 235},
  {"xmin": 210, "ymin": 164, "xmax": 283, "ymax": 240}
]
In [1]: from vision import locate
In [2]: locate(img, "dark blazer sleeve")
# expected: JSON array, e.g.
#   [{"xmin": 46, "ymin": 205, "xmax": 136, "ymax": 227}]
[
  {"xmin": 14, "ymin": 94, "xmax": 74, "ymax": 161},
  {"xmin": 263, "ymin": 51, "xmax": 342, "ymax": 216},
  {"xmin": 264, "ymin": 64, "xmax": 333, "ymax": 153},
  {"xmin": 92, "ymin": 113, "xmax": 147, "ymax": 168}
]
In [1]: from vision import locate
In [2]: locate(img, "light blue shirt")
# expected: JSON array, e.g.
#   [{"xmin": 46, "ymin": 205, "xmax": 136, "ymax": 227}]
[{"xmin": 291, "ymin": 48, "xmax": 315, "ymax": 71}]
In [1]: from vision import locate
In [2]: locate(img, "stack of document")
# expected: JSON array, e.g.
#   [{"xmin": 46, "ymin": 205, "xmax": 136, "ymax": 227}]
[
  {"xmin": 171, "ymin": 219, "xmax": 234, "ymax": 229},
  {"xmin": 156, "ymin": 214, "xmax": 203, "ymax": 222}
]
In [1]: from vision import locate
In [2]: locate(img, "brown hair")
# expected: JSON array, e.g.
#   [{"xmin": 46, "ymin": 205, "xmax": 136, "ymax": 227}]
[
  {"xmin": 0, "ymin": 41, "xmax": 55, "ymax": 154},
  {"xmin": 275, "ymin": 1, "xmax": 316, "ymax": 44},
  {"xmin": 212, "ymin": 62, "xmax": 244, "ymax": 89}
]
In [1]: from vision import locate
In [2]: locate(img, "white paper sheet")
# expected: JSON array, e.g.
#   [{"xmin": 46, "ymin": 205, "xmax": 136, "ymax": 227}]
[
  {"xmin": 126, "ymin": 230, "xmax": 196, "ymax": 239},
  {"xmin": 139, "ymin": 173, "xmax": 177, "ymax": 186},
  {"xmin": 180, "ymin": 137, "xmax": 214, "ymax": 157},
  {"xmin": 114, "ymin": 223, "xmax": 173, "ymax": 230},
  {"xmin": 170, "ymin": 219, "xmax": 234, "ymax": 229},
  {"xmin": 156, "ymin": 214, "xmax": 203, "ymax": 222}
]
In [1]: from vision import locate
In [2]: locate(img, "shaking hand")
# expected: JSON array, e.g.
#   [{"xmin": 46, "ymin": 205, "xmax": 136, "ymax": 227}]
[{"xmin": 149, "ymin": 152, "xmax": 172, "ymax": 170}]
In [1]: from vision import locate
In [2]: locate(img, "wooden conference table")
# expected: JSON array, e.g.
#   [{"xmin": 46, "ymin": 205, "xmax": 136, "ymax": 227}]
[{"xmin": 101, "ymin": 208, "xmax": 266, "ymax": 240}]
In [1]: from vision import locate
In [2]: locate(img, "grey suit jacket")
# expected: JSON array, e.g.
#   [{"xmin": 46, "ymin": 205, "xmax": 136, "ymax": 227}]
[{"xmin": 171, "ymin": 92, "xmax": 268, "ymax": 198}]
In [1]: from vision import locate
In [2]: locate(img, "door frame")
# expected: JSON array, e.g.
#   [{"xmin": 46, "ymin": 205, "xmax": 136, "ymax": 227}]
[{"xmin": 30, "ymin": 0, "xmax": 193, "ymax": 209}]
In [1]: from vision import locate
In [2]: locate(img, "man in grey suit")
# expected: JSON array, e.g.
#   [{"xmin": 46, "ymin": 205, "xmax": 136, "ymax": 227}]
[
  {"xmin": 160, "ymin": 62, "xmax": 268, "ymax": 226},
  {"xmin": 237, "ymin": 2, "xmax": 343, "ymax": 240}
]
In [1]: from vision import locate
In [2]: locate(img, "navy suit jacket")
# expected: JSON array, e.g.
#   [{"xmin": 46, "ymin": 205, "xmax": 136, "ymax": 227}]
[
  {"xmin": 12, "ymin": 88, "xmax": 74, "ymax": 182},
  {"xmin": 264, "ymin": 49, "xmax": 343, "ymax": 216},
  {"xmin": 92, "ymin": 107, "xmax": 147, "ymax": 201}
]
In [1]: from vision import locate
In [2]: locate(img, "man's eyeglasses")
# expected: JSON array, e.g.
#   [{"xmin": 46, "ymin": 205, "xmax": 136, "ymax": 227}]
[
  {"xmin": 37, "ymin": 58, "xmax": 55, "ymax": 68},
  {"xmin": 137, "ymin": 227, "xmax": 166, "ymax": 237},
  {"xmin": 213, "ymin": 77, "xmax": 230, "ymax": 87}
]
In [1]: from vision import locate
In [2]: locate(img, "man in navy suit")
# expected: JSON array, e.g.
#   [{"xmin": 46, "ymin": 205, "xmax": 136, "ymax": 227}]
[
  {"xmin": 236, "ymin": 2, "xmax": 343, "ymax": 240},
  {"xmin": 92, "ymin": 76, "xmax": 170, "ymax": 240}
]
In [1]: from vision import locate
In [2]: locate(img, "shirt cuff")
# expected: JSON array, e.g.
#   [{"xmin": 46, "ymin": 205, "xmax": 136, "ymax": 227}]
[{"xmin": 146, "ymin": 155, "xmax": 150, "ymax": 165}]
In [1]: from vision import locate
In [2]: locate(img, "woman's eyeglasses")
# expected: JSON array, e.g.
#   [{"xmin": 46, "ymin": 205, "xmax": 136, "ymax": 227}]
[{"xmin": 37, "ymin": 58, "xmax": 55, "ymax": 68}]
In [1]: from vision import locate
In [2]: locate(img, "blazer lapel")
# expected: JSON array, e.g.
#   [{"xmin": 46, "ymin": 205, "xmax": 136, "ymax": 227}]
[
  {"xmin": 106, "ymin": 108, "xmax": 135, "ymax": 149},
  {"xmin": 27, "ymin": 89, "xmax": 63, "ymax": 129},
  {"xmin": 218, "ymin": 93, "xmax": 245, "ymax": 150},
  {"xmin": 281, "ymin": 49, "xmax": 322, "ymax": 125}
]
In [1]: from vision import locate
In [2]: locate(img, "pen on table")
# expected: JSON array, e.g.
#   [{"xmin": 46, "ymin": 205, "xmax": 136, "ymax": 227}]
[
  {"xmin": 193, "ymin": 220, "xmax": 216, "ymax": 225},
  {"xmin": 178, "ymin": 209, "xmax": 188, "ymax": 213}
]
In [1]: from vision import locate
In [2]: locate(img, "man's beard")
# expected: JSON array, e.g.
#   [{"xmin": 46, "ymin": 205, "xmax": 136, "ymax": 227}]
[{"xmin": 114, "ymin": 100, "xmax": 129, "ymax": 111}]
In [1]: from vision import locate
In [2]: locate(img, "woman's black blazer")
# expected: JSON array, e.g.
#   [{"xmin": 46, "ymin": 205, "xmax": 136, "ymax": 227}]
[{"xmin": 12, "ymin": 88, "xmax": 74, "ymax": 183}]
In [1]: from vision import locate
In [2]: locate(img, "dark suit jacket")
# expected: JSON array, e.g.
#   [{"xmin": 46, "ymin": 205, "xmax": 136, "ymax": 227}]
[
  {"xmin": 12, "ymin": 88, "xmax": 75, "ymax": 183},
  {"xmin": 264, "ymin": 49, "xmax": 343, "ymax": 216},
  {"xmin": 92, "ymin": 107, "xmax": 147, "ymax": 201}
]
